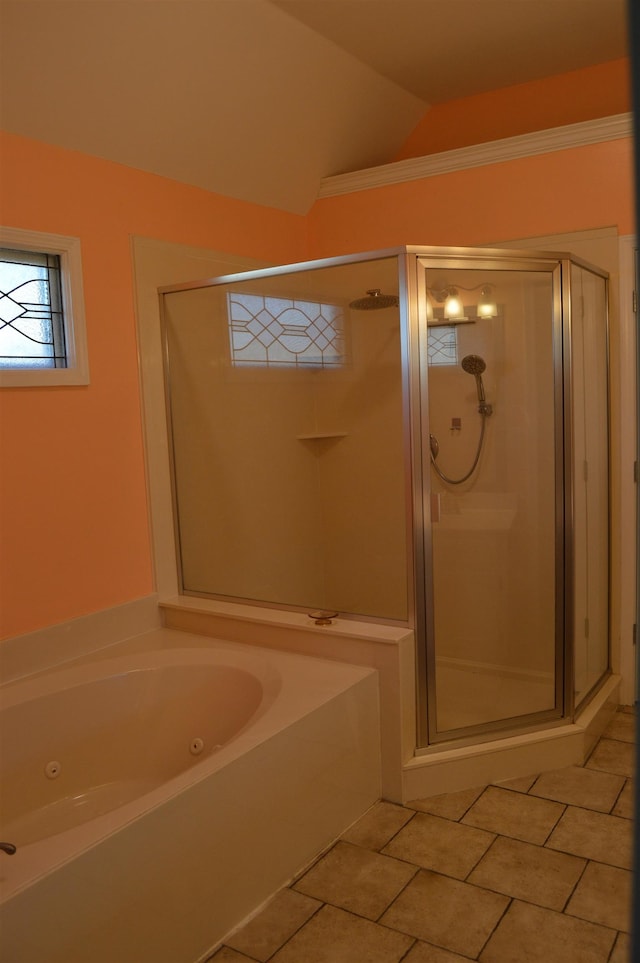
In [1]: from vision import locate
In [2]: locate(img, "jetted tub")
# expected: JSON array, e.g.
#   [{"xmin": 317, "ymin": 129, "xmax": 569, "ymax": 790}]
[{"xmin": 0, "ymin": 630, "xmax": 381, "ymax": 963}]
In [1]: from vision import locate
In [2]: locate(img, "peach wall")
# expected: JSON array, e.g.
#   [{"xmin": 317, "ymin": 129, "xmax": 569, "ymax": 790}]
[
  {"xmin": 394, "ymin": 59, "xmax": 631, "ymax": 160},
  {"xmin": 0, "ymin": 132, "xmax": 306, "ymax": 639},
  {"xmin": 1, "ymin": 115, "xmax": 635, "ymax": 641},
  {"xmin": 306, "ymin": 138, "xmax": 635, "ymax": 257}
]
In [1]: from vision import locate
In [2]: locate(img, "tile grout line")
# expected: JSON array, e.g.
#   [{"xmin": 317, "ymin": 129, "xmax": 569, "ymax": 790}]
[
  {"xmin": 608, "ymin": 776, "xmax": 631, "ymax": 815},
  {"xmin": 475, "ymin": 893, "xmax": 514, "ymax": 961},
  {"xmin": 260, "ymin": 899, "xmax": 325, "ymax": 963},
  {"xmin": 539, "ymin": 800, "xmax": 568, "ymax": 846},
  {"xmin": 396, "ymin": 937, "xmax": 419, "ymax": 962},
  {"xmin": 462, "ymin": 831, "xmax": 500, "ymax": 882},
  {"xmin": 374, "ymin": 808, "xmax": 419, "ymax": 852},
  {"xmin": 558, "ymin": 855, "xmax": 591, "ymax": 914},
  {"xmin": 372, "ymin": 861, "xmax": 422, "ymax": 926},
  {"xmin": 462, "ymin": 840, "xmax": 528, "ymax": 896}
]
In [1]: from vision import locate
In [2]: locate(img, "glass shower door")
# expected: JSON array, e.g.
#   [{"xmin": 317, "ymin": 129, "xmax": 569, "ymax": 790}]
[
  {"xmin": 161, "ymin": 254, "xmax": 410, "ymax": 622},
  {"xmin": 420, "ymin": 261, "xmax": 561, "ymax": 739}
]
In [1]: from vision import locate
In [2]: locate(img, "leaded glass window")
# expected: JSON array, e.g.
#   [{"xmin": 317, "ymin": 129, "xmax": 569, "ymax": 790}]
[
  {"xmin": 227, "ymin": 292, "xmax": 344, "ymax": 368},
  {"xmin": 0, "ymin": 248, "xmax": 66, "ymax": 369},
  {"xmin": 427, "ymin": 325, "xmax": 458, "ymax": 366}
]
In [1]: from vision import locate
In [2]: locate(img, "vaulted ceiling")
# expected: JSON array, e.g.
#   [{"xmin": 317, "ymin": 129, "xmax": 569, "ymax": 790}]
[{"xmin": 0, "ymin": 0, "xmax": 630, "ymax": 213}]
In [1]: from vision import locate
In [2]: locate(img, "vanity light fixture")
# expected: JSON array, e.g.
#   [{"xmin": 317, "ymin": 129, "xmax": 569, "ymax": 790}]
[{"xmin": 427, "ymin": 282, "xmax": 498, "ymax": 323}]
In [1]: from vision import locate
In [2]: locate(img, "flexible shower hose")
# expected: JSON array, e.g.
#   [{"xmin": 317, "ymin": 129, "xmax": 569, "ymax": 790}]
[{"xmin": 430, "ymin": 413, "xmax": 487, "ymax": 485}]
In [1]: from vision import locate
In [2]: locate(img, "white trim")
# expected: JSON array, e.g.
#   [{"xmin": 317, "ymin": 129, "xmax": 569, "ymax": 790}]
[
  {"xmin": 318, "ymin": 113, "xmax": 634, "ymax": 198},
  {"xmin": 0, "ymin": 226, "xmax": 90, "ymax": 387}
]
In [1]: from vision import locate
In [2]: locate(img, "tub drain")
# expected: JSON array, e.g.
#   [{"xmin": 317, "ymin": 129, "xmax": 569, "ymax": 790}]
[
  {"xmin": 189, "ymin": 738, "xmax": 204, "ymax": 755},
  {"xmin": 45, "ymin": 760, "xmax": 62, "ymax": 779}
]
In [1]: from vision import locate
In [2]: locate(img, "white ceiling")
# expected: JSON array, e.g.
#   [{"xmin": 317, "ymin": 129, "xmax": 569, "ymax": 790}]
[{"xmin": 0, "ymin": 0, "xmax": 629, "ymax": 214}]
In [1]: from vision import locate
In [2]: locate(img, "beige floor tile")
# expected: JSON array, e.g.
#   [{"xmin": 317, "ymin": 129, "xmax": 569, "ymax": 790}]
[
  {"xmin": 403, "ymin": 941, "xmax": 472, "ymax": 962},
  {"xmin": 604, "ymin": 711, "xmax": 636, "ymax": 743},
  {"xmin": 407, "ymin": 786, "xmax": 484, "ymax": 820},
  {"xmin": 480, "ymin": 900, "xmax": 616, "ymax": 963},
  {"xmin": 529, "ymin": 765, "xmax": 625, "ymax": 813},
  {"xmin": 293, "ymin": 841, "xmax": 417, "ymax": 920},
  {"xmin": 609, "ymin": 932, "xmax": 631, "ymax": 963},
  {"xmin": 612, "ymin": 779, "xmax": 634, "ymax": 819},
  {"xmin": 585, "ymin": 738, "xmax": 635, "ymax": 778},
  {"xmin": 340, "ymin": 800, "xmax": 414, "ymax": 850},
  {"xmin": 380, "ymin": 869, "xmax": 509, "ymax": 958},
  {"xmin": 565, "ymin": 861, "xmax": 632, "ymax": 932},
  {"xmin": 270, "ymin": 904, "xmax": 413, "ymax": 963},
  {"xmin": 382, "ymin": 811, "xmax": 494, "ymax": 879},
  {"xmin": 462, "ymin": 786, "xmax": 564, "ymax": 844},
  {"xmin": 467, "ymin": 835, "xmax": 585, "ymax": 910},
  {"xmin": 225, "ymin": 889, "xmax": 321, "ymax": 961},
  {"xmin": 545, "ymin": 806, "xmax": 633, "ymax": 869}
]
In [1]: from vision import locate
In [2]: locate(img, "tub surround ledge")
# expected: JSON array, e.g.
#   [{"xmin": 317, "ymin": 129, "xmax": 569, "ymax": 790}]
[
  {"xmin": 0, "ymin": 595, "xmax": 161, "ymax": 685},
  {"xmin": 161, "ymin": 596, "xmax": 416, "ymax": 802}
]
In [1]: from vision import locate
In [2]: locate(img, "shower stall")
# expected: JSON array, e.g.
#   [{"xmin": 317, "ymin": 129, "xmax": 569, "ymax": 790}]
[{"xmin": 159, "ymin": 246, "xmax": 610, "ymax": 749}]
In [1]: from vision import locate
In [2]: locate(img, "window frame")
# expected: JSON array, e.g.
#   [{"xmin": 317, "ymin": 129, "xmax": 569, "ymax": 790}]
[{"xmin": 0, "ymin": 227, "xmax": 89, "ymax": 387}]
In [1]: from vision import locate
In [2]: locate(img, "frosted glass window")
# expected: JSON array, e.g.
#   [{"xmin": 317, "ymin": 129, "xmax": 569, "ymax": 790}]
[
  {"xmin": 0, "ymin": 249, "xmax": 66, "ymax": 368},
  {"xmin": 427, "ymin": 325, "xmax": 457, "ymax": 366},
  {"xmin": 227, "ymin": 292, "xmax": 344, "ymax": 367}
]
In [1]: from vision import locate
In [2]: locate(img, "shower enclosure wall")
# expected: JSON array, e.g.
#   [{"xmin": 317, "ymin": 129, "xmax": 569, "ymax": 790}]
[{"xmin": 160, "ymin": 246, "xmax": 610, "ymax": 748}]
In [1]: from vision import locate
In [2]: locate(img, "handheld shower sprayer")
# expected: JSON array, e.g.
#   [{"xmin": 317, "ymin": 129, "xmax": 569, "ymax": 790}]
[
  {"xmin": 461, "ymin": 355, "xmax": 492, "ymax": 416},
  {"xmin": 429, "ymin": 354, "xmax": 493, "ymax": 485}
]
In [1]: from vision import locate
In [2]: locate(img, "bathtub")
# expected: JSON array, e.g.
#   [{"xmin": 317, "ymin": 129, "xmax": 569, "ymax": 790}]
[{"xmin": 0, "ymin": 629, "xmax": 381, "ymax": 963}]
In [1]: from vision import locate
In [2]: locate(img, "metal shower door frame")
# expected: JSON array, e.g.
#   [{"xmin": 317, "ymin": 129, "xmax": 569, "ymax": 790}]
[{"xmin": 409, "ymin": 248, "xmax": 572, "ymax": 749}]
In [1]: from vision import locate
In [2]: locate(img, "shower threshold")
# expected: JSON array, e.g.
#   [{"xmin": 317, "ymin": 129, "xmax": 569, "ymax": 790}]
[{"xmin": 404, "ymin": 673, "xmax": 621, "ymax": 802}]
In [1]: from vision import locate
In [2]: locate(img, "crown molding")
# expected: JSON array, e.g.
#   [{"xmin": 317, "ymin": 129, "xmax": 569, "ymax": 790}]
[{"xmin": 318, "ymin": 112, "xmax": 634, "ymax": 199}]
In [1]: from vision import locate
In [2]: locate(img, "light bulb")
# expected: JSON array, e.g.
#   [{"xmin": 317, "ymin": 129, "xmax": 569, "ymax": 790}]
[
  {"xmin": 444, "ymin": 287, "xmax": 464, "ymax": 320},
  {"xmin": 477, "ymin": 286, "xmax": 497, "ymax": 318}
]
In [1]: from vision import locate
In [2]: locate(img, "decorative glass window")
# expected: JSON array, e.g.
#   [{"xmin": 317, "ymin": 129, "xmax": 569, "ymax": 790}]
[
  {"xmin": 0, "ymin": 227, "xmax": 89, "ymax": 387},
  {"xmin": 427, "ymin": 325, "xmax": 458, "ymax": 366},
  {"xmin": 227, "ymin": 292, "xmax": 344, "ymax": 368},
  {"xmin": 0, "ymin": 249, "xmax": 66, "ymax": 369}
]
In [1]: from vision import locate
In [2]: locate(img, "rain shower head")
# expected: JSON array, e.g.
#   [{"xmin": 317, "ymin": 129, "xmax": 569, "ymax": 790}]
[
  {"xmin": 461, "ymin": 354, "xmax": 486, "ymax": 375},
  {"xmin": 349, "ymin": 288, "xmax": 399, "ymax": 310}
]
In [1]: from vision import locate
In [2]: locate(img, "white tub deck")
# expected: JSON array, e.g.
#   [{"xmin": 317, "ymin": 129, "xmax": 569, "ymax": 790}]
[{"xmin": 0, "ymin": 629, "xmax": 381, "ymax": 963}]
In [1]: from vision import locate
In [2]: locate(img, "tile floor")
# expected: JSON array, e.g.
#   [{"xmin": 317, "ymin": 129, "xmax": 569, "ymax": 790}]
[{"xmin": 208, "ymin": 709, "xmax": 635, "ymax": 963}]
